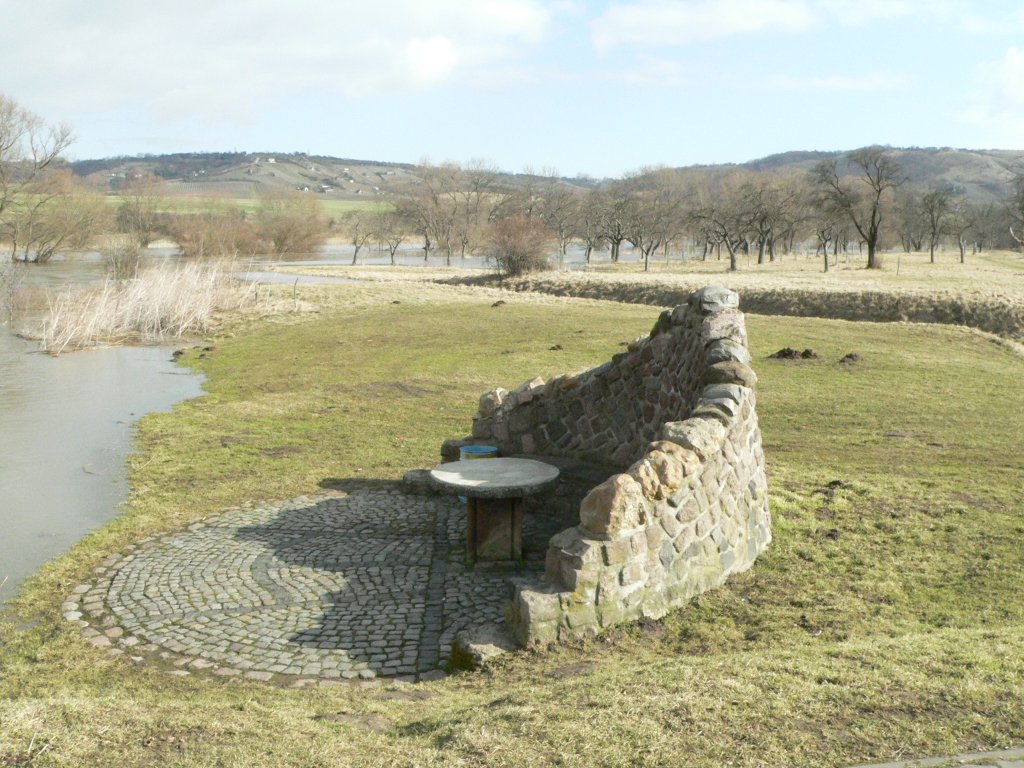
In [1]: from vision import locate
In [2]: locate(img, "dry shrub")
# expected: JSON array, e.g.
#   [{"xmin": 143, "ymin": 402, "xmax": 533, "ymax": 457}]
[
  {"xmin": 255, "ymin": 189, "xmax": 328, "ymax": 256},
  {"xmin": 100, "ymin": 234, "xmax": 142, "ymax": 280},
  {"xmin": 167, "ymin": 205, "xmax": 261, "ymax": 259},
  {"xmin": 486, "ymin": 215, "xmax": 551, "ymax": 277},
  {"xmin": 35, "ymin": 260, "xmax": 254, "ymax": 354}
]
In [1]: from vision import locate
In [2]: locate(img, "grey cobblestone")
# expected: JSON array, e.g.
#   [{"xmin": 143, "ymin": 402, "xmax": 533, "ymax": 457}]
[{"xmin": 68, "ymin": 488, "xmax": 560, "ymax": 683}]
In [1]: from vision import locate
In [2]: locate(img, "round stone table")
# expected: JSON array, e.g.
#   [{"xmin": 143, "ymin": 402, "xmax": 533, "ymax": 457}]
[{"xmin": 429, "ymin": 458, "xmax": 560, "ymax": 563}]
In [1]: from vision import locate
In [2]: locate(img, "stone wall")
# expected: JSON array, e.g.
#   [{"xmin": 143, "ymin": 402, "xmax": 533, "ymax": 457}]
[
  {"xmin": 439, "ymin": 273, "xmax": 1024, "ymax": 343},
  {"xmin": 449, "ymin": 285, "xmax": 771, "ymax": 644},
  {"xmin": 468, "ymin": 291, "xmax": 717, "ymax": 466}
]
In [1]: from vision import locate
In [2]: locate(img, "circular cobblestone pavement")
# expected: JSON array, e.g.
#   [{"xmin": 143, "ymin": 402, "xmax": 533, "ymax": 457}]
[{"xmin": 63, "ymin": 487, "xmax": 565, "ymax": 684}]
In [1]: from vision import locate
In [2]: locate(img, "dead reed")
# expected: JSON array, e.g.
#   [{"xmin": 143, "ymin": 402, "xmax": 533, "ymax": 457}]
[{"xmin": 35, "ymin": 259, "xmax": 255, "ymax": 354}]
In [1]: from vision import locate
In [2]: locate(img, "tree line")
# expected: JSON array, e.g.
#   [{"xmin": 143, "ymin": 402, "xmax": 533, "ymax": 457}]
[
  {"xmin": 384, "ymin": 147, "xmax": 1024, "ymax": 275},
  {"xmin": 4, "ymin": 92, "xmax": 1024, "ymax": 275}
]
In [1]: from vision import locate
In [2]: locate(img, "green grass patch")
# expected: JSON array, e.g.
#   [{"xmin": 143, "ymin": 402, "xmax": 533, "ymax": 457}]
[{"xmin": 2, "ymin": 286, "xmax": 1023, "ymax": 767}]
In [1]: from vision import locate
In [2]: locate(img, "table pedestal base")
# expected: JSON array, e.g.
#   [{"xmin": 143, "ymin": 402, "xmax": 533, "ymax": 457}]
[{"xmin": 466, "ymin": 496, "xmax": 523, "ymax": 563}]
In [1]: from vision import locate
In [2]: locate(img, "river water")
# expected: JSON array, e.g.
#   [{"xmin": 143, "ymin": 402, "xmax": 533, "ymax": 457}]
[
  {"xmin": 0, "ymin": 240, "xmax": 652, "ymax": 604},
  {"xmin": 0, "ymin": 255, "xmax": 207, "ymax": 603}
]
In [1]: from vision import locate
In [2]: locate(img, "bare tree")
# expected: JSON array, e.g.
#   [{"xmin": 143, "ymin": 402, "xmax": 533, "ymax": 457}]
[
  {"xmin": 573, "ymin": 190, "xmax": 607, "ymax": 263},
  {"xmin": 372, "ymin": 210, "xmax": 408, "ymax": 265},
  {"xmin": 691, "ymin": 173, "xmax": 752, "ymax": 271},
  {"xmin": 597, "ymin": 188, "xmax": 630, "ymax": 262},
  {"xmin": 115, "ymin": 171, "xmax": 165, "ymax": 247},
  {"xmin": 338, "ymin": 210, "xmax": 374, "ymax": 264},
  {"xmin": 899, "ymin": 188, "xmax": 933, "ymax": 255},
  {"xmin": 4, "ymin": 170, "xmax": 109, "ymax": 263},
  {"xmin": 812, "ymin": 147, "xmax": 904, "ymax": 269},
  {"xmin": 538, "ymin": 182, "xmax": 580, "ymax": 258},
  {"xmin": 1007, "ymin": 171, "xmax": 1024, "ymax": 254},
  {"xmin": 808, "ymin": 185, "xmax": 840, "ymax": 272},
  {"xmin": 392, "ymin": 164, "xmax": 463, "ymax": 264},
  {"xmin": 453, "ymin": 161, "xmax": 500, "ymax": 259},
  {"xmin": 393, "ymin": 180, "xmax": 435, "ymax": 259},
  {"xmin": 919, "ymin": 186, "xmax": 953, "ymax": 263},
  {"xmin": 944, "ymin": 199, "xmax": 975, "ymax": 264},
  {"xmin": 742, "ymin": 175, "xmax": 799, "ymax": 264},
  {"xmin": 0, "ymin": 93, "xmax": 74, "ymax": 262}
]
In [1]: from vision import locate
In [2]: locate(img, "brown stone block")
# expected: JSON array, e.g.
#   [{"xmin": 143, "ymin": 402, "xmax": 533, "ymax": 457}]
[
  {"xmin": 647, "ymin": 441, "xmax": 701, "ymax": 476},
  {"xmin": 628, "ymin": 457, "xmax": 661, "ymax": 501},
  {"xmin": 578, "ymin": 474, "xmax": 647, "ymax": 538},
  {"xmin": 648, "ymin": 451, "xmax": 685, "ymax": 496}
]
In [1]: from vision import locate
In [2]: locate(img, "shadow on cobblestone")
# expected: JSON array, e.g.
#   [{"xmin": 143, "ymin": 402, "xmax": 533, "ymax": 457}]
[
  {"xmin": 234, "ymin": 489, "xmax": 448, "ymax": 677},
  {"xmin": 317, "ymin": 478, "xmax": 406, "ymax": 493},
  {"xmin": 76, "ymin": 485, "xmax": 572, "ymax": 682}
]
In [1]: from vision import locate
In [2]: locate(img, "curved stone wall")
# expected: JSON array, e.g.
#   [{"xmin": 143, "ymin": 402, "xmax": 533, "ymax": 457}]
[
  {"xmin": 468, "ymin": 292, "xmax": 714, "ymax": 466},
  {"xmin": 452, "ymin": 286, "xmax": 771, "ymax": 644}
]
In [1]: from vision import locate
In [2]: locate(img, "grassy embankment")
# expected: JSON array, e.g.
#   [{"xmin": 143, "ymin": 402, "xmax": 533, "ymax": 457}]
[{"xmin": 1, "ymin": 281, "xmax": 1023, "ymax": 767}]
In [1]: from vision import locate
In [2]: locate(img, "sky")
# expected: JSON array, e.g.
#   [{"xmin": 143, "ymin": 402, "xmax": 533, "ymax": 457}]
[{"xmin": 1, "ymin": 0, "xmax": 1023, "ymax": 178}]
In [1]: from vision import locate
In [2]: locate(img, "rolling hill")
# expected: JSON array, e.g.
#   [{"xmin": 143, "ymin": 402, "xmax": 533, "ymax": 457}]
[{"xmin": 70, "ymin": 146, "xmax": 1024, "ymax": 203}]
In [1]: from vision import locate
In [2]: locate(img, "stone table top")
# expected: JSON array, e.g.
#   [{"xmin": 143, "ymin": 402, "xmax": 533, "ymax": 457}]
[{"xmin": 429, "ymin": 458, "xmax": 560, "ymax": 499}]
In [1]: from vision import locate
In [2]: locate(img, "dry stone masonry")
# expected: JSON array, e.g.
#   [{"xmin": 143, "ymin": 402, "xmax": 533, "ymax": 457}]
[{"xmin": 458, "ymin": 286, "xmax": 770, "ymax": 645}]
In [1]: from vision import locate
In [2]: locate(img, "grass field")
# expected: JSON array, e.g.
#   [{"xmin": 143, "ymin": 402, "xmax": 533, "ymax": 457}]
[
  {"xmin": 280, "ymin": 248, "xmax": 1024, "ymax": 300},
  {"xmin": 1, "ymin": 281, "xmax": 1023, "ymax": 767},
  {"xmin": 584, "ymin": 248, "xmax": 1024, "ymax": 299}
]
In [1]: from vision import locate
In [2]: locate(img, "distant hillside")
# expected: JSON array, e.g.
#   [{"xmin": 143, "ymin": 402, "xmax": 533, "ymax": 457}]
[
  {"xmin": 741, "ymin": 147, "xmax": 1024, "ymax": 202},
  {"xmin": 71, "ymin": 146, "xmax": 1024, "ymax": 204},
  {"xmin": 72, "ymin": 152, "xmax": 423, "ymax": 201}
]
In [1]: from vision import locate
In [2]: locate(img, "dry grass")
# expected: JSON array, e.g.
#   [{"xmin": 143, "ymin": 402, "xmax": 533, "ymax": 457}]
[
  {"xmin": 268, "ymin": 251, "xmax": 1024, "ymax": 342},
  {"xmin": 323, "ymin": 250, "xmax": 1022, "ymax": 342},
  {"xmin": 2, "ymin": 285, "xmax": 1023, "ymax": 767},
  {"xmin": 33, "ymin": 260, "xmax": 255, "ymax": 354},
  {"xmin": 272, "ymin": 249, "xmax": 1024, "ymax": 296}
]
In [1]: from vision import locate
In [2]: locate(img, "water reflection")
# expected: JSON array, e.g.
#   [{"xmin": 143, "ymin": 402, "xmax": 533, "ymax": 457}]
[{"xmin": 0, "ymin": 331, "xmax": 204, "ymax": 603}]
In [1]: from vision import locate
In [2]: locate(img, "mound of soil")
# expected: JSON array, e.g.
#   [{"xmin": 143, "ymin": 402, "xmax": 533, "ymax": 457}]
[{"xmin": 770, "ymin": 347, "xmax": 818, "ymax": 360}]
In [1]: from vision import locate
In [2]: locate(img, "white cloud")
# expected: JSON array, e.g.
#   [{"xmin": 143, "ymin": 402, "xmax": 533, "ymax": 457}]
[
  {"xmin": 957, "ymin": 6, "xmax": 1024, "ymax": 35},
  {"xmin": 0, "ymin": 0, "xmax": 551, "ymax": 120},
  {"xmin": 768, "ymin": 73, "xmax": 910, "ymax": 92},
  {"xmin": 589, "ymin": 0, "xmax": 1017, "ymax": 50},
  {"xmin": 591, "ymin": 0, "xmax": 815, "ymax": 50},
  {"xmin": 817, "ymin": 0, "xmax": 918, "ymax": 24},
  {"xmin": 404, "ymin": 36, "xmax": 460, "ymax": 87},
  {"xmin": 616, "ymin": 57, "xmax": 689, "ymax": 86},
  {"xmin": 960, "ymin": 47, "xmax": 1024, "ymax": 135}
]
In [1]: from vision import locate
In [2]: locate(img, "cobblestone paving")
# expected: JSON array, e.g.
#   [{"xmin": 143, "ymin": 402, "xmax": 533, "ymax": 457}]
[{"xmin": 63, "ymin": 487, "xmax": 566, "ymax": 684}]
